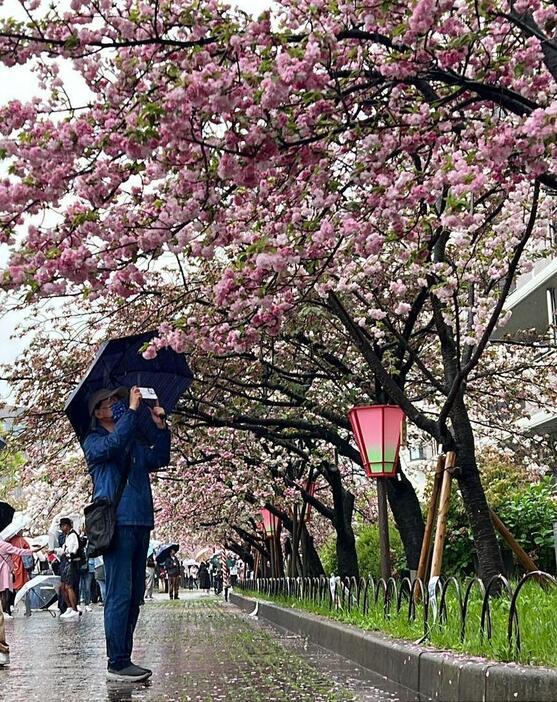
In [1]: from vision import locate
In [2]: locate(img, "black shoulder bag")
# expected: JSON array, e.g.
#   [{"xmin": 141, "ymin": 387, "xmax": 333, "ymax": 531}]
[{"xmin": 84, "ymin": 461, "xmax": 130, "ymax": 558}]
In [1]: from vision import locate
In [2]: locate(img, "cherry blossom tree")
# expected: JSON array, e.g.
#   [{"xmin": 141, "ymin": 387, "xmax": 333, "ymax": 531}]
[
  {"xmin": 1, "ymin": 295, "xmax": 360, "ymax": 575},
  {"xmin": 2, "ymin": 0, "xmax": 557, "ymax": 580}
]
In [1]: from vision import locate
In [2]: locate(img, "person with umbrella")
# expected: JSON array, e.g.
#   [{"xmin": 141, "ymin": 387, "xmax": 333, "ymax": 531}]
[
  {"xmin": 163, "ymin": 548, "xmax": 180, "ymax": 600},
  {"xmin": 198, "ymin": 561, "xmax": 211, "ymax": 594},
  {"xmin": 82, "ymin": 385, "xmax": 170, "ymax": 682}
]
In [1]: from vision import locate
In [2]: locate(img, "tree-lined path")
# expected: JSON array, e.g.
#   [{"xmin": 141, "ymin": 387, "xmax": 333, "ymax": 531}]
[{"xmin": 0, "ymin": 592, "xmax": 412, "ymax": 702}]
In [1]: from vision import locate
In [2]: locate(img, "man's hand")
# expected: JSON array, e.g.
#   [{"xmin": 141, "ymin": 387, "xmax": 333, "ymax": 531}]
[
  {"xmin": 129, "ymin": 386, "xmax": 142, "ymax": 411},
  {"xmin": 149, "ymin": 402, "xmax": 166, "ymax": 429}
]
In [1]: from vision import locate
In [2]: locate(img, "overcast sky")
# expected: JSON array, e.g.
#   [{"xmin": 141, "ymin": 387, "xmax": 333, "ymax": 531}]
[{"xmin": 0, "ymin": 0, "xmax": 272, "ymax": 401}]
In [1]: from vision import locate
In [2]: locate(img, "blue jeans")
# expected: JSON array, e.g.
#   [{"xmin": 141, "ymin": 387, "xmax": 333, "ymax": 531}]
[
  {"xmin": 103, "ymin": 525, "xmax": 150, "ymax": 670},
  {"xmin": 97, "ymin": 578, "xmax": 106, "ymax": 603},
  {"xmin": 79, "ymin": 571, "xmax": 93, "ymax": 605}
]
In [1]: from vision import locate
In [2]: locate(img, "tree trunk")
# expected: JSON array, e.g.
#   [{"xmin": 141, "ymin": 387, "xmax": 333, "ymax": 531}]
[
  {"xmin": 451, "ymin": 401, "xmax": 505, "ymax": 583},
  {"xmin": 386, "ymin": 466, "xmax": 425, "ymax": 571},
  {"xmin": 270, "ymin": 505, "xmax": 325, "ymax": 577},
  {"xmin": 334, "ymin": 487, "xmax": 359, "ymax": 579},
  {"xmin": 301, "ymin": 523, "xmax": 326, "ymax": 577},
  {"xmin": 320, "ymin": 461, "xmax": 360, "ymax": 578},
  {"xmin": 336, "ymin": 527, "xmax": 359, "ymax": 579}
]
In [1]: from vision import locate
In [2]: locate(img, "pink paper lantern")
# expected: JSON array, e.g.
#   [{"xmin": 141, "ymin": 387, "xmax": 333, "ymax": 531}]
[
  {"xmin": 260, "ymin": 508, "xmax": 281, "ymax": 537},
  {"xmin": 348, "ymin": 405, "xmax": 405, "ymax": 478}
]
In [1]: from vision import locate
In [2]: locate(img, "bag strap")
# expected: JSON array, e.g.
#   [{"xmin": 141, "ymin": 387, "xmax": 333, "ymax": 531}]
[{"xmin": 112, "ymin": 455, "xmax": 132, "ymax": 509}]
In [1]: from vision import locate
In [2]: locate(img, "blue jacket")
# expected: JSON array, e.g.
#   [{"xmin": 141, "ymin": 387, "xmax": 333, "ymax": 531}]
[{"xmin": 82, "ymin": 409, "xmax": 171, "ymax": 528}]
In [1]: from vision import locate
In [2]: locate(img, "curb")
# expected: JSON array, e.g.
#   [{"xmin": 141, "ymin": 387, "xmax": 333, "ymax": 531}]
[{"xmin": 231, "ymin": 592, "xmax": 557, "ymax": 702}]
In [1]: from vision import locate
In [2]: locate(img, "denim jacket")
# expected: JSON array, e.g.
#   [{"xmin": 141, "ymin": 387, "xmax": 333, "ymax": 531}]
[{"xmin": 82, "ymin": 409, "xmax": 170, "ymax": 528}]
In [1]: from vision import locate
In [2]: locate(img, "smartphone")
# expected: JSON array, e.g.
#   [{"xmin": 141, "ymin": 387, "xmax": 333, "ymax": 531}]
[{"xmin": 137, "ymin": 386, "xmax": 158, "ymax": 402}]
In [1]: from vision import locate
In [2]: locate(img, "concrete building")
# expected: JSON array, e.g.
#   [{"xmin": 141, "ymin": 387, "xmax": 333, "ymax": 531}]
[{"xmin": 492, "ymin": 255, "xmax": 557, "ymax": 436}]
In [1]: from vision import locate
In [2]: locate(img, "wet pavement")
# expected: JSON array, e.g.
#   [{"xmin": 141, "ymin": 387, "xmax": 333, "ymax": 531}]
[{"xmin": 0, "ymin": 591, "xmax": 418, "ymax": 701}]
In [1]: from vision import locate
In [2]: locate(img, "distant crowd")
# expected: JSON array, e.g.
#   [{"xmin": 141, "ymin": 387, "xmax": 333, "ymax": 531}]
[{"xmin": 1, "ymin": 516, "xmax": 243, "ymax": 621}]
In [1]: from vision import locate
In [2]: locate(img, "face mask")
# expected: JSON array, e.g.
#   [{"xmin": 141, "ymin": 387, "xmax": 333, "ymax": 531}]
[{"xmin": 111, "ymin": 400, "xmax": 127, "ymax": 423}]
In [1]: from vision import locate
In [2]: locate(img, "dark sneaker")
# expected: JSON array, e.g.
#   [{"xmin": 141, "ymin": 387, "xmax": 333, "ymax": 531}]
[
  {"xmin": 106, "ymin": 664, "xmax": 152, "ymax": 682},
  {"xmin": 130, "ymin": 662, "xmax": 152, "ymax": 676}
]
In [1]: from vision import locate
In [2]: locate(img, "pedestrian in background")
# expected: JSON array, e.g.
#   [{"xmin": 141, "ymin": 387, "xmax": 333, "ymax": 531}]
[
  {"xmin": 158, "ymin": 565, "xmax": 167, "ymax": 593},
  {"xmin": 198, "ymin": 561, "xmax": 211, "ymax": 594},
  {"xmin": 8, "ymin": 529, "xmax": 32, "ymax": 617},
  {"xmin": 213, "ymin": 567, "xmax": 223, "ymax": 595},
  {"xmin": 164, "ymin": 549, "xmax": 180, "ymax": 600},
  {"xmin": 51, "ymin": 518, "xmax": 82, "ymax": 621},
  {"xmin": 0, "ymin": 537, "xmax": 36, "ymax": 619},
  {"xmin": 145, "ymin": 552, "xmax": 156, "ymax": 601},
  {"xmin": 229, "ymin": 558, "xmax": 238, "ymax": 587},
  {"xmin": 93, "ymin": 556, "xmax": 106, "ymax": 605},
  {"xmin": 83, "ymin": 385, "xmax": 170, "ymax": 682},
  {"xmin": 222, "ymin": 558, "xmax": 231, "ymax": 603},
  {"xmin": 189, "ymin": 563, "xmax": 198, "ymax": 590},
  {"xmin": 79, "ymin": 544, "xmax": 96, "ymax": 613}
]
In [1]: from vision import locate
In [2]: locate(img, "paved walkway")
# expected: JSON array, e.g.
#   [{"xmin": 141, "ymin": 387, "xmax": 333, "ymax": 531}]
[{"xmin": 0, "ymin": 591, "xmax": 416, "ymax": 701}]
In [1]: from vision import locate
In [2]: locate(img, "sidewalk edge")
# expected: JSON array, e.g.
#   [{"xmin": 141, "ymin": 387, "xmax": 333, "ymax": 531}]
[{"xmin": 230, "ymin": 592, "xmax": 557, "ymax": 702}]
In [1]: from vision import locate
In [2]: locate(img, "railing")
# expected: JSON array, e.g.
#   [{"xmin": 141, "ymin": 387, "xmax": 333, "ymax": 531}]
[{"xmin": 238, "ymin": 571, "xmax": 557, "ymax": 654}]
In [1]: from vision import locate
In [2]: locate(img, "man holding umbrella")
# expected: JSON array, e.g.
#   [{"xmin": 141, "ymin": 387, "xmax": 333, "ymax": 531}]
[{"xmin": 83, "ymin": 385, "xmax": 170, "ymax": 682}]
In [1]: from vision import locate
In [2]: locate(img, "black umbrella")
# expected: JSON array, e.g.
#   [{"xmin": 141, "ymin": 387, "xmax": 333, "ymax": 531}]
[
  {"xmin": 64, "ymin": 331, "xmax": 194, "ymax": 442},
  {"xmin": 0, "ymin": 501, "xmax": 15, "ymax": 532},
  {"xmin": 155, "ymin": 542, "xmax": 180, "ymax": 564}
]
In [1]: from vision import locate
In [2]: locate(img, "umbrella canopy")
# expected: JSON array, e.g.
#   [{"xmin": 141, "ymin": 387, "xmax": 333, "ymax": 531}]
[
  {"xmin": 64, "ymin": 330, "xmax": 194, "ymax": 442},
  {"xmin": 14, "ymin": 575, "xmax": 61, "ymax": 608},
  {"xmin": 0, "ymin": 502, "xmax": 15, "ymax": 532},
  {"xmin": 194, "ymin": 546, "xmax": 216, "ymax": 562},
  {"xmin": 28, "ymin": 535, "xmax": 49, "ymax": 548},
  {"xmin": 183, "ymin": 558, "xmax": 199, "ymax": 567},
  {"xmin": 147, "ymin": 540, "xmax": 161, "ymax": 557},
  {"xmin": 155, "ymin": 542, "xmax": 179, "ymax": 564},
  {"xmin": 0, "ymin": 512, "xmax": 29, "ymax": 541}
]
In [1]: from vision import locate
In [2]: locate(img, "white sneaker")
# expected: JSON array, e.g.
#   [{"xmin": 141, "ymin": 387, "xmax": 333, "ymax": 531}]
[
  {"xmin": 60, "ymin": 609, "xmax": 80, "ymax": 620},
  {"xmin": 85, "ymin": 605, "xmax": 93, "ymax": 612},
  {"xmin": 0, "ymin": 651, "xmax": 9, "ymax": 666}
]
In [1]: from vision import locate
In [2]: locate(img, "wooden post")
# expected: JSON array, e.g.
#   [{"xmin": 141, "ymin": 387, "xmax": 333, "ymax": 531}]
[
  {"xmin": 430, "ymin": 451, "xmax": 457, "ymax": 578},
  {"xmin": 299, "ymin": 498, "xmax": 309, "ymax": 577},
  {"xmin": 416, "ymin": 455, "xmax": 445, "ymax": 584},
  {"xmin": 490, "ymin": 508, "xmax": 539, "ymax": 573},
  {"xmin": 254, "ymin": 549, "xmax": 260, "ymax": 578},
  {"xmin": 268, "ymin": 537, "xmax": 274, "ymax": 578},
  {"xmin": 377, "ymin": 479, "xmax": 391, "ymax": 581},
  {"xmin": 291, "ymin": 504, "xmax": 299, "ymax": 577},
  {"xmin": 301, "ymin": 527, "xmax": 308, "ymax": 578},
  {"xmin": 276, "ymin": 534, "xmax": 285, "ymax": 578}
]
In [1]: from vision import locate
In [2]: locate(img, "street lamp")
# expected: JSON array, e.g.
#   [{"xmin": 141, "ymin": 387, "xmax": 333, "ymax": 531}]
[
  {"xmin": 260, "ymin": 508, "xmax": 282, "ymax": 578},
  {"xmin": 348, "ymin": 405, "xmax": 405, "ymax": 478},
  {"xmin": 348, "ymin": 405, "xmax": 405, "ymax": 579},
  {"xmin": 260, "ymin": 507, "xmax": 281, "ymax": 538}
]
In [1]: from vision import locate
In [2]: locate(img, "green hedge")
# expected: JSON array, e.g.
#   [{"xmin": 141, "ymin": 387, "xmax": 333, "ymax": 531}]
[{"xmin": 433, "ymin": 450, "xmax": 557, "ymax": 576}]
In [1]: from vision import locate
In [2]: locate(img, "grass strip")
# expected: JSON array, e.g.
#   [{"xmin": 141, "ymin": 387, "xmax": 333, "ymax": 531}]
[{"xmin": 240, "ymin": 580, "xmax": 557, "ymax": 668}]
